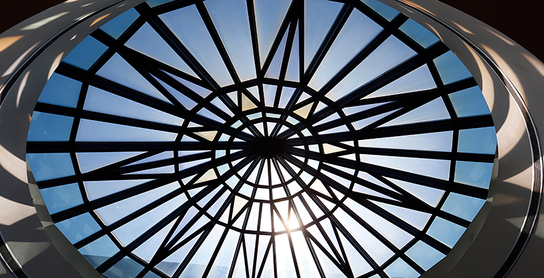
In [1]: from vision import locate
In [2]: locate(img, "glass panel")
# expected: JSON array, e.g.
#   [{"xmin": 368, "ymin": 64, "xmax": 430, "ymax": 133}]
[
  {"xmin": 458, "ymin": 127, "xmax": 497, "ymax": 154},
  {"xmin": 27, "ymin": 153, "xmax": 75, "ymax": 181},
  {"xmin": 207, "ymin": 230, "xmax": 239, "ymax": 277},
  {"xmin": 326, "ymin": 36, "xmax": 417, "ymax": 101},
  {"xmin": 103, "ymin": 256, "xmax": 144, "ymax": 278},
  {"xmin": 406, "ymin": 241, "xmax": 446, "ymax": 271},
  {"xmin": 285, "ymin": 24, "xmax": 300, "ymax": 82},
  {"xmin": 94, "ymin": 182, "xmax": 178, "ymax": 225},
  {"xmin": 266, "ymin": 30, "xmax": 288, "ymax": 79},
  {"xmin": 345, "ymin": 198, "xmax": 413, "ymax": 248},
  {"xmin": 336, "ymin": 229, "xmax": 374, "ymax": 276},
  {"xmin": 79, "ymin": 235, "xmax": 120, "ymax": 267},
  {"xmin": 27, "ymin": 112, "xmax": 73, "ymax": 142},
  {"xmin": 76, "ymin": 119, "xmax": 177, "ymax": 142},
  {"xmin": 99, "ymin": 8, "xmax": 140, "ymax": 39},
  {"xmin": 160, "ymin": 6, "xmax": 233, "ymax": 86},
  {"xmin": 97, "ymin": 53, "xmax": 172, "ymax": 103},
  {"xmin": 449, "ymin": 86, "xmax": 491, "ymax": 117},
  {"xmin": 133, "ymin": 220, "xmax": 175, "ymax": 263},
  {"xmin": 156, "ymin": 236, "xmax": 199, "ymax": 276},
  {"xmin": 308, "ymin": 11, "xmax": 382, "ymax": 91},
  {"xmin": 77, "ymin": 152, "xmax": 141, "ymax": 173},
  {"xmin": 399, "ymin": 19, "xmax": 440, "ymax": 48},
  {"xmin": 85, "ymin": 180, "xmax": 152, "ymax": 201},
  {"xmin": 275, "ymin": 234, "xmax": 296, "ymax": 277},
  {"xmin": 386, "ymin": 178, "xmax": 444, "ymax": 207},
  {"xmin": 454, "ymin": 161, "xmax": 494, "ymax": 189},
  {"xmin": 304, "ymin": 0, "xmax": 343, "ymax": 71},
  {"xmin": 441, "ymin": 192, "xmax": 486, "ymax": 221},
  {"xmin": 38, "ymin": 73, "xmax": 81, "ymax": 108},
  {"xmin": 291, "ymin": 231, "xmax": 321, "ymax": 277},
  {"xmin": 381, "ymin": 98, "xmax": 451, "ymax": 127},
  {"xmin": 254, "ymin": 0, "xmax": 292, "ymax": 64},
  {"xmin": 372, "ymin": 201, "xmax": 431, "ymax": 230},
  {"xmin": 384, "ymin": 258, "xmax": 419, "ymax": 278},
  {"xmin": 40, "ymin": 183, "xmax": 83, "ymax": 214},
  {"xmin": 427, "ymin": 217, "xmax": 466, "ymax": 248},
  {"xmin": 63, "ymin": 36, "xmax": 108, "ymax": 70},
  {"xmin": 361, "ymin": 0, "xmax": 400, "ymax": 21},
  {"xmin": 334, "ymin": 208, "xmax": 393, "ymax": 264},
  {"xmin": 180, "ymin": 225, "xmax": 225, "ymax": 277},
  {"xmin": 364, "ymin": 65, "xmax": 436, "ymax": 99},
  {"xmin": 56, "ymin": 213, "xmax": 101, "ymax": 244},
  {"xmin": 434, "ymin": 51, "xmax": 472, "ymax": 85},
  {"xmin": 205, "ymin": 0, "xmax": 256, "ymax": 81},
  {"xmin": 125, "ymin": 23, "xmax": 198, "ymax": 77},
  {"xmin": 359, "ymin": 131, "xmax": 453, "ymax": 152},
  {"xmin": 85, "ymin": 86, "xmax": 183, "ymax": 125},
  {"xmin": 360, "ymin": 154, "xmax": 450, "ymax": 180},
  {"xmin": 113, "ymin": 194, "xmax": 187, "ymax": 246}
]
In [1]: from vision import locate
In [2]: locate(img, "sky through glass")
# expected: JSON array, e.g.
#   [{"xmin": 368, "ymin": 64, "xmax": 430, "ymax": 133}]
[{"xmin": 26, "ymin": 0, "xmax": 497, "ymax": 277}]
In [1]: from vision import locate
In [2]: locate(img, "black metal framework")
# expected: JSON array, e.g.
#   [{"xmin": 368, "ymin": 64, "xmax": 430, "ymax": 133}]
[{"xmin": 26, "ymin": 0, "xmax": 496, "ymax": 277}]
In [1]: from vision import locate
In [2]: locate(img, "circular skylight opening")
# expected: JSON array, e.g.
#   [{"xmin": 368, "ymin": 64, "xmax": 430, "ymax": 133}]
[{"xmin": 26, "ymin": 0, "xmax": 497, "ymax": 277}]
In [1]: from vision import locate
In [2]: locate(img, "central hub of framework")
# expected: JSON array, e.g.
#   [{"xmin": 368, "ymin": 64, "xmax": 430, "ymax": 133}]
[{"xmin": 251, "ymin": 136, "xmax": 285, "ymax": 159}]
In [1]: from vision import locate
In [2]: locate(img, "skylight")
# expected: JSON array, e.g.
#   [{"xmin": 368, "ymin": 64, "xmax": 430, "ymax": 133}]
[{"xmin": 26, "ymin": 0, "xmax": 497, "ymax": 277}]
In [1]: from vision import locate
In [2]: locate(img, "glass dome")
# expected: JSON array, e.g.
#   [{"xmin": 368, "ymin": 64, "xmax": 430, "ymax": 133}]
[{"xmin": 26, "ymin": 0, "xmax": 497, "ymax": 277}]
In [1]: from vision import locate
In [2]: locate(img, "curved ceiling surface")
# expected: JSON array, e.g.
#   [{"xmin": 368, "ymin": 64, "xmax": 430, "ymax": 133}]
[{"xmin": 25, "ymin": 0, "xmax": 497, "ymax": 277}]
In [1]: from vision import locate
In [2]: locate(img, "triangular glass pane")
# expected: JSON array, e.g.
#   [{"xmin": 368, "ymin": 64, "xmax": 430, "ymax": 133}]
[
  {"xmin": 84, "ymin": 179, "xmax": 152, "ymax": 201},
  {"xmin": 163, "ymin": 71, "xmax": 211, "ymax": 98},
  {"xmin": 318, "ymin": 124, "xmax": 349, "ymax": 135},
  {"xmin": 351, "ymin": 109, "xmax": 398, "ymax": 130},
  {"xmin": 311, "ymin": 239, "xmax": 345, "ymax": 277},
  {"xmin": 85, "ymin": 86, "xmax": 184, "ymax": 126},
  {"xmin": 76, "ymin": 152, "xmax": 142, "ymax": 173},
  {"xmin": 94, "ymin": 182, "xmax": 178, "ymax": 225},
  {"xmin": 180, "ymin": 226, "xmax": 225, "ymax": 277},
  {"xmin": 304, "ymin": 0, "xmax": 343, "ymax": 71},
  {"xmin": 291, "ymin": 231, "xmax": 321, "ymax": 277},
  {"xmin": 345, "ymin": 198, "xmax": 415, "ymax": 248},
  {"xmin": 263, "ymin": 84, "xmax": 277, "ymax": 107},
  {"xmin": 337, "ymin": 231, "xmax": 373, "ymax": 277},
  {"xmin": 159, "ymin": 6, "xmax": 233, "ymax": 86},
  {"xmin": 275, "ymin": 234, "xmax": 296, "ymax": 277},
  {"xmin": 325, "ymin": 36, "xmax": 417, "ymax": 101},
  {"xmin": 308, "ymin": 11, "xmax": 383, "ymax": 91},
  {"xmin": 126, "ymin": 22, "xmax": 198, "ymax": 77},
  {"xmin": 97, "ymin": 54, "xmax": 171, "ymax": 103},
  {"xmin": 386, "ymin": 177, "xmax": 444, "ymax": 207},
  {"xmin": 360, "ymin": 154, "xmax": 450, "ymax": 180},
  {"xmin": 266, "ymin": 28, "xmax": 289, "ymax": 79},
  {"xmin": 207, "ymin": 229, "xmax": 240, "ymax": 276},
  {"xmin": 365, "ymin": 65, "xmax": 436, "ymax": 99},
  {"xmin": 342, "ymin": 103, "xmax": 386, "ymax": 116},
  {"xmin": 285, "ymin": 23, "xmax": 300, "ymax": 82},
  {"xmin": 334, "ymin": 208, "xmax": 393, "ymax": 265},
  {"xmin": 197, "ymin": 107, "xmax": 225, "ymax": 124},
  {"xmin": 211, "ymin": 97, "xmax": 234, "ymax": 117},
  {"xmin": 315, "ymin": 112, "xmax": 340, "ymax": 126},
  {"xmin": 279, "ymin": 87, "xmax": 296, "ymax": 108},
  {"xmin": 152, "ymin": 75, "xmax": 197, "ymax": 110},
  {"xmin": 359, "ymin": 130, "xmax": 453, "ymax": 152},
  {"xmin": 204, "ymin": 0, "xmax": 256, "ymax": 81},
  {"xmin": 113, "ymin": 194, "xmax": 187, "ymax": 246},
  {"xmin": 254, "ymin": 0, "xmax": 292, "ymax": 64},
  {"xmin": 156, "ymin": 236, "xmax": 198, "ymax": 276},
  {"xmin": 132, "ymin": 219, "xmax": 176, "ymax": 263},
  {"xmin": 381, "ymin": 98, "xmax": 451, "ymax": 127},
  {"xmin": 76, "ymin": 120, "xmax": 176, "ymax": 142}
]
